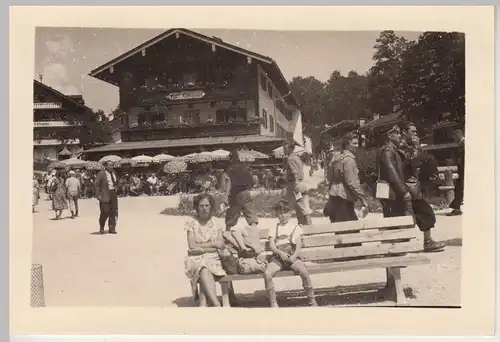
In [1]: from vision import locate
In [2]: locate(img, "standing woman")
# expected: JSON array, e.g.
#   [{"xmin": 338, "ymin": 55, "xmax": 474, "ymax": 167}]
[
  {"xmin": 325, "ymin": 132, "xmax": 368, "ymax": 223},
  {"xmin": 50, "ymin": 170, "xmax": 68, "ymax": 220},
  {"xmin": 184, "ymin": 193, "xmax": 226, "ymax": 307},
  {"xmin": 32, "ymin": 174, "xmax": 40, "ymax": 213}
]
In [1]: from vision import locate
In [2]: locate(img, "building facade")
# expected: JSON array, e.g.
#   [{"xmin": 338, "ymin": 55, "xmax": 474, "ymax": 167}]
[
  {"xmin": 33, "ymin": 80, "xmax": 92, "ymax": 163},
  {"xmin": 83, "ymin": 28, "xmax": 305, "ymax": 160}
]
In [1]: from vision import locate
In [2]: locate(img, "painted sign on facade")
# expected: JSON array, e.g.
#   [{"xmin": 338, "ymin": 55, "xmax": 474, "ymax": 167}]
[{"xmin": 165, "ymin": 90, "xmax": 206, "ymax": 101}]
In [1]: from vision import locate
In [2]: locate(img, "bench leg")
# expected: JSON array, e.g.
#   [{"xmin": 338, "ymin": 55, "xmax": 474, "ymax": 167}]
[
  {"xmin": 385, "ymin": 268, "xmax": 395, "ymax": 289},
  {"xmin": 387, "ymin": 267, "xmax": 408, "ymax": 306},
  {"xmin": 220, "ymin": 282, "xmax": 231, "ymax": 307}
]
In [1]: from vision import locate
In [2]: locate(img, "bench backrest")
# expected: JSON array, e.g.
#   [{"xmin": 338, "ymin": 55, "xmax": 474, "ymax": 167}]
[{"xmin": 258, "ymin": 216, "xmax": 419, "ymax": 263}]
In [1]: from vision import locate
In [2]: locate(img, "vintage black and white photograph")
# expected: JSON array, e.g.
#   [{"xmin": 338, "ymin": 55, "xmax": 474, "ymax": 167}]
[{"xmin": 30, "ymin": 25, "xmax": 466, "ymax": 309}]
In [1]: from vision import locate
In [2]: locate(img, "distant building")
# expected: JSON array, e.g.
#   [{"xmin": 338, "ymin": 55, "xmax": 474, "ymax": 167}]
[
  {"xmin": 33, "ymin": 80, "xmax": 93, "ymax": 163},
  {"xmin": 83, "ymin": 28, "xmax": 306, "ymax": 160}
]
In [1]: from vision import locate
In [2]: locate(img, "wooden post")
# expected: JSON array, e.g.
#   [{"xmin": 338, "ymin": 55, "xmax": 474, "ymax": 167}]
[
  {"xmin": 444, "ymin": 168, "xmax": 455, "ymax": 205},
  {"xmin": 220, "ymin": 282, "xmax": 231, "ymax": 307},
  {"xmin": 387, "ymin": 267, "xmax": 408, "ymax": 306}
]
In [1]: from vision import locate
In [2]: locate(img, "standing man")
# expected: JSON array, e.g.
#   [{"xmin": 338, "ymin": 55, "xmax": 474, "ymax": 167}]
[
  {"xmin": 447, "ymin": 129, "xmax": 465, "ymax": 216},
  {"xmin": 283, "ymin": 139, "xmax": 312, "ymax": 225},
  {"xmin": 398, "ymin": 122, "xmax": 446, "ymax": 252},
  {"xmin": 95, "ymin": 161, "xmax": 119, "ymax": 234},
  {"xmin": 223, "ymin": 149, "xmax": 261, "ymax": 257},
  {"xmin": 65, "ymin": 170, "xmax": 81, "ymax": 219}
]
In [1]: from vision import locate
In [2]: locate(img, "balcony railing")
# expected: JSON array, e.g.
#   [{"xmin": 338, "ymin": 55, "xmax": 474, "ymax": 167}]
[
  {"xmin": 33, "ymin": 121, "xmax": 80, "ymax": 127},
  {"xmin": 121, "ymin": 120, "xmax": 261, "ymax": 142},
  {"xmin": 34, "ymin": 102, "xmax": 62, "ymax": 109}
]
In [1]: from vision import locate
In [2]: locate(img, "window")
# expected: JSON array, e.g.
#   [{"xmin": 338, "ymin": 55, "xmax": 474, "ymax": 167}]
[
  {"xmin": 182, "ymin": 72, "xmax": 198, "ymax": 86},
  {"xmin": 215, "ymin": 107, "xmax": 246, "ymax": 123},
  {"xmin": 183, "ymin": 110, "xmax": 201, "ymax": 124},
  {"xmin": 269, "ymin": 115, "xmax": 275, "ymax": 133},
  {"xmin": 138, "ymin": 113, "xmax": 147, "ymax": 126},
  {"xmin": 261, "ymin": 109, "xmax": 268, "ymax": 129},
  {"xmin": 268, "ymin": 83, "xmax": 273, "ymax": 98},
  {"xmin": 260, "ymin": 73, "xmax": 267, "ymax": 91},
  {"xmin": 153, "ymin": 113, "xmax": 165, "ymax": 124}
]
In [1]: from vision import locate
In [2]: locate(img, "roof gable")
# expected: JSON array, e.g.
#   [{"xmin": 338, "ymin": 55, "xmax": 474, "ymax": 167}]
[
  {"xmin": 34, "ymin": 80, "xmax": 90, "ymax": 111},
  {"xmin": 88, "ymin": 28, "xmax": 299, "ymax": 107}
]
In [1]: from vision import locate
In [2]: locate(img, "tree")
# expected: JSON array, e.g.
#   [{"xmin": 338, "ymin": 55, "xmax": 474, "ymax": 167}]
[
  {"xmin": 367, "ymin": 30, "xmax": 410, "ymax": 116},
  {"xmin": 324, "ymin": 70, "xmax": 370, "ymax": 124},
  {"xmin": 397, "ymin": 32, "xmax": 465, "ymax": 128},
  {"xmin": 289, "ymin": 76, "xmax": 327, "ymax": 127}
]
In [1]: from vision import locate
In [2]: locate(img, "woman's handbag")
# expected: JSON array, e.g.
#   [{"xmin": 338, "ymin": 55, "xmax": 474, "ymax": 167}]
[{"xmin": 375, "ymin": 154, "xmax": 390, "ymax": 199}]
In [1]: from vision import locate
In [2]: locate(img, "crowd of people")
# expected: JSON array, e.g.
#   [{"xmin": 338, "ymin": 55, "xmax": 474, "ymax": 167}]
[{"xmin": 32, "ymin": 122, "xmax": 464, "ymax": 308}]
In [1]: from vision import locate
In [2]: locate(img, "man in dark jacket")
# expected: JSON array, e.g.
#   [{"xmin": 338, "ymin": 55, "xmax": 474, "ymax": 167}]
[
  {"xmin": 447, "ymin": 129, "xmax": 465, "ymax": 216},
  {"xmin": 223, "ymin": 149, "xmax": 261, "ymax": 256},
  {"xmin": 94, "ymin": 161, "xmax": 119, "ymax": 234},
  {"xmin": 379, "ymin": 124, "xmax": 445, "ymax": 252}
]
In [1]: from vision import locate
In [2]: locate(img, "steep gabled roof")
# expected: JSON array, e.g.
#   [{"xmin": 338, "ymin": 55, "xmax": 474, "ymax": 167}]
[
  {"xmin": 88, "ymin": 28, "xmax": 299, "ymax": 107},
  {"xmin": 34, "ymin": 80, "xmax": 92, "ymax": 111}
]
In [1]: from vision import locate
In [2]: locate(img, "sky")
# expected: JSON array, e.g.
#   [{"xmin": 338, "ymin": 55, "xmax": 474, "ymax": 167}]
[{"xmin": 34, "ymin": 28, "xmax": 422, "ymax": 113}]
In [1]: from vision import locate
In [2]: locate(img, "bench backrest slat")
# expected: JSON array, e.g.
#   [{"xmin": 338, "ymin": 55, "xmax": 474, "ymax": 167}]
[
  {"xmin": 299, "ymin": 240, "xmax": 421, "ymax": 262},
  {"xmin": 301, "ymin": 228, "xmax": 417, "ymax": 248},
  {"xmin": 301, "ymin": 216, "xmax": 415, "ymax": 235}
]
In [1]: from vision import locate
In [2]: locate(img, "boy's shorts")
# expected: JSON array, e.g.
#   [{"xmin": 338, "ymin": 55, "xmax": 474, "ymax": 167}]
[{"xmin": 269, "ymin": 243, "xmax": 297, "ymax": 270}]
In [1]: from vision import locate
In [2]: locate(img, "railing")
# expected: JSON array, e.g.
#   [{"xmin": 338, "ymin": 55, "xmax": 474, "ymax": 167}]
[
  {"xmin": 121, "ymin": 121, "xmax": 261, "ymax": 142},
  {"xmin": 34, "ymin": 102, "xmax": 62, "ymax": 109},
  {"xmin": 34, "ymin": 121, "xmax": 80, "ymax": 127}
]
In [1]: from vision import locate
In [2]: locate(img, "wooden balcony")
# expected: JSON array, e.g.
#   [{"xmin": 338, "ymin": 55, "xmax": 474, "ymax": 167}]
[{"xmin": 121, "ymin": 121, "xmax": 261, "ymax": 142}]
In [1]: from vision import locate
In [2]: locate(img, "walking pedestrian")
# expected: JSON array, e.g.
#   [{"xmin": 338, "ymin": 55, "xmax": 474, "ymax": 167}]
[
  {"xmin": 65, "ymin": 170, "xmax": 81, "ymax": 219},
  {"xmin": 282, "ymin": 139, "xmax": 312, "ymax": 225}
]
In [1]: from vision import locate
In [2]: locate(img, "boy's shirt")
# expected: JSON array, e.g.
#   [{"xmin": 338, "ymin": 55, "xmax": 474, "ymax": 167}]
[{"xmin": 269, "ymin": 220, "xmax": 303, "ymax": 247}]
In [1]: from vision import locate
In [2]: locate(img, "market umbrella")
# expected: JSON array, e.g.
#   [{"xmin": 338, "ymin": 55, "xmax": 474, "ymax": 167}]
[
  {"xmin": 163, "ymin": 159, "xmax": 188, "ymax": 174},
  {"xmin": 210, "ymin": 149, "xmax": 230, "ymax": 160},
  {"xmin": 61, "ymin": 157, "xmax": 87, "ymax": 168},
  {"xmin": 152, "ymin": 153, "xmax": 176, "ymax": 163},
  {"xmin": 113, "ymin": 158, "xmax": 136, "ymax": 168},
  {"xmin": 99, "ymin": 155, "xmax": 122, "ymax": 163},
  {"xmin": 187, "ymin": 152, "xmax": 214, "ymax": 163},
  {"xmin": 47, "ymin": 161, "xmax": 68, "ymax": 171},
  {"xmin": 272, "ymin": 145, "xmax": 306, "ymax": 158},
  {"xmin": 131, "ymin": 154, "xmax": 154, "ymax": 163},
  {"xmin": 58, "ymin": 147, "xmax": 72, "ymax": 157},
  {"xmin": 238, "ymin": 149, "xmax": 270, "ymax": 162},
  {"xmin": 85, "ymin": 161, "xmax": 104, "ymax": 171}
]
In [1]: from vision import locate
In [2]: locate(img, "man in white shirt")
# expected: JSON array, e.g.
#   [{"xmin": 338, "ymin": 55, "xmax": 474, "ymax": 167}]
[{"xmin": 147, "ymin": 173, "xmax": 159, "ymax": 196}]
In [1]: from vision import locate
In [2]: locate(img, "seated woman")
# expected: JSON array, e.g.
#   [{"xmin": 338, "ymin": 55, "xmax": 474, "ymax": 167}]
[{"xmin": 184, "ymin": 193, "xmax": 226, "ymax": 307}]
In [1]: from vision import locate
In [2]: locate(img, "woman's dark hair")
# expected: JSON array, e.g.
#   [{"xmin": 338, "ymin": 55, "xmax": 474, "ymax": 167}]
[
  {"xmin": 193, "ymin": 192, "xmax": 216, "ymax": 216},
  {"xmin": 340, "ymin": 132, "xmax": 358, "ymax": 150},
  {"xmin": 273, "ymin": 200, "xmax": 293, "ymax": 214},
  {"xmin": 400, "ymin": 121, "xmax": 416, "ymax": 133}
]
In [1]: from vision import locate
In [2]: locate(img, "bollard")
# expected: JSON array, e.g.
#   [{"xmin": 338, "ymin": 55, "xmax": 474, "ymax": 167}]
[{"xmin": 31, "ymin": 264, "xmax": 45, "ymax": 307}]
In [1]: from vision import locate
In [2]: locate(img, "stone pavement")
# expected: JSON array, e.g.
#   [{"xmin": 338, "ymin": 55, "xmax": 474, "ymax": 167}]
[{"xmin": 32, "ymin": 192, "xmax": 462, "ymax": 307}]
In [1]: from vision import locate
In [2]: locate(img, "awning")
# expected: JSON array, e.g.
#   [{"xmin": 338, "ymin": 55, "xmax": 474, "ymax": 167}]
[{"xmin": 83, "ymin": 135, "xmax": 284, "ymax": 154}]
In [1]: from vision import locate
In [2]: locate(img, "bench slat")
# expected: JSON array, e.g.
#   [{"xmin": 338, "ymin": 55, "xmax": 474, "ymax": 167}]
[
  {"xmin": 218, "ymin": 254, "xmax": 430, "ymax": 282},
  {"xmin": 301, "ymin": 228, "xmax": 417, "ymax": 248},
  {"xmin": 302, "ymin": 216, "xmax": 415, "ymax": 235},
  {"xmin": 299, "ymin": 240, "xmax": 421, "ymax": 262}
]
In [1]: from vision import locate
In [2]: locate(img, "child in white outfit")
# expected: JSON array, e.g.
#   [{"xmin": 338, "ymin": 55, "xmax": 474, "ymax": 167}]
[{"xmin": 263, "ymin": 200, "xmax": 317, "ymax": 307}]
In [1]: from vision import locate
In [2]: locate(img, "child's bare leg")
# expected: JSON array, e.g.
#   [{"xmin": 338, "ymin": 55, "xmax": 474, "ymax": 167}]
[
  {"xmin": 291, "ymin": 260, "xmax": 318, "ymax": 306},
  {"xmin": 263, "ymin": 262, "xmax": 281, "ymax": 307}
]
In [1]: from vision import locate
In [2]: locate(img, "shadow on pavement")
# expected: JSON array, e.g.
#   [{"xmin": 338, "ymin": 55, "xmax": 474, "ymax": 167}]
[{"xmin": 172, "ymin": 282, "xmax": 418, "ymax": 308}]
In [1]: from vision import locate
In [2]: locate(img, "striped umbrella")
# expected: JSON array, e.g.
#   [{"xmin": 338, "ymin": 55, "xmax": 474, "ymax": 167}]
[
  {"xmin": 163, "ymin": 159, "xmax": 188, "ymax": 174},
  {"xmin": 85, "ymin": 161, "xmax": 104, "ymax": 171},
  {"xmin": 61, "ymin": 157, "xmax": 87, "ymax": 168}
]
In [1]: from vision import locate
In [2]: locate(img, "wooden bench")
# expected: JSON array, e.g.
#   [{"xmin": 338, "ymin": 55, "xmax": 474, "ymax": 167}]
[{"xmin": 195, "ymin": 216, "xmax": 430, "ymax": 307}]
